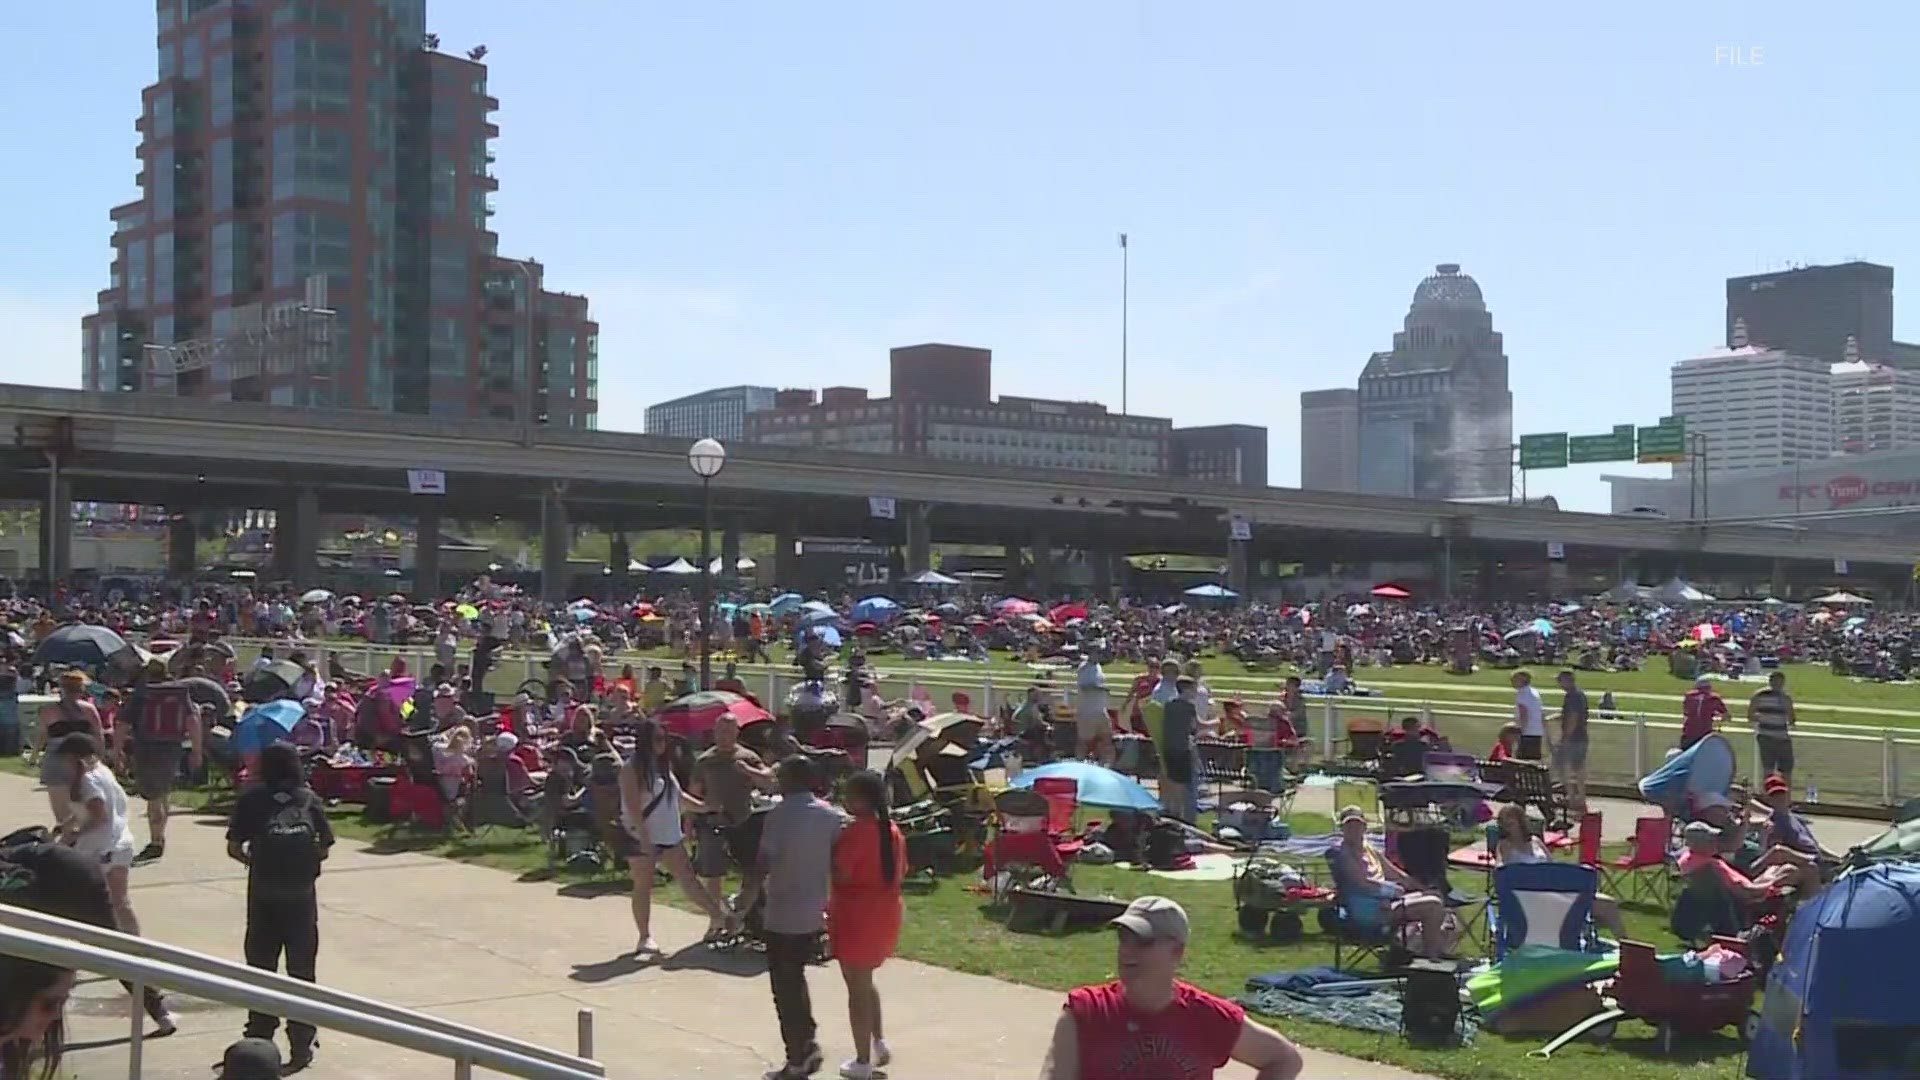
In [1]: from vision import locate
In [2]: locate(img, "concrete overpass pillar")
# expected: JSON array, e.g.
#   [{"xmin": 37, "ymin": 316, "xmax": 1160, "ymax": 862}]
[
  {"xmin": 1002, "ymin": 536, "xmax": 1026, "ymax": 595},
  {"xmin": 905, "ymin": 503, "xmax": 932, "ymax": 576},
  {"xmin": 167, "ymin": 515, "xmax": 197, "ymax": 577},
  {"xmin": 272, "ymin": 486, "xmax": 319, "ymax": 578},
  {"xmin": 1227, "ymin": 539, "xmax": 1250, "ymax": 599},
  {"xmin": 1032, "ymin": 532, "xmax": 1054, "ymax": 599},
  {"xmin": 721, "ymin": 515, "xmax": 743, "ymax": 579},
  {"xmin": 37, "ymin": 477, "xmax": 71, "ymax": 591},
  {"xmin": 1435, "ymin": 537, "xmax": 1455, "ymax": 601},
  {"xmin": 1769, "ymin": 558, "xmax": 1788, "ymax": 599},
  {"xmin": 540, "ymin": 486, "xmax": 570, "ymax": 604},
  {"xmin": 773, "ymin": 529, "xmax": 799, "ymax": 588},
  {"xmin": 609, "ymin": 532, "xmax": 631, "ymax": 578},
  {"xmin": 415, "ymin": 506, "xmax": 442, "ymax": 600},
  {"xmin": 1091, "ymin": 549, "xmax": 1116, "ymax": 600}
]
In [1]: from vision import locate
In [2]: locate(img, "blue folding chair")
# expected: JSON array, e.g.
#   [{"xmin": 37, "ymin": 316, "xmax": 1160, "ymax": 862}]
[{"xmin": 1490, "ymin": 861, "xmax": 1605, "ymax": 961}]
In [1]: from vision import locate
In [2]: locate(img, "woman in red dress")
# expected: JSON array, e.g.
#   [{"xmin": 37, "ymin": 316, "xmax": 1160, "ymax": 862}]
[{"xmin": 828, "ymin": 770, "xmax": 907, "ymax": 1080}]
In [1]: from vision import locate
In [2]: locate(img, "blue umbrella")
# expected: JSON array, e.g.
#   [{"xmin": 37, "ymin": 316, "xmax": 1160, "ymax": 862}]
[
  {"xmin": 232, "ymin": 700, "xmax": 306, "ymax": 754},
  {"xmin": 571, "ymin": 608, "xmax": 596, "ymax": 623},
  {"xmin": 850, "ymin": 596, "xmax": 901, "ymax": 625},
  {"xmin": 799, "ymin": 606, "xmax": 842, "ymax": 629},
  {"xmin": 1530, "ymin": 617, "xmax": 1556, "ymax": 637},
  {"xmin": 1009, "ymin": 760, "xmax": 1161, "ymax": 812},
  {"xmin": 769, "ymin": 593, "xmax": 805, "ymax": 615},
  {"xmin": 799, "ymin": 600, "xmax": 836, "ymax": 617},
  {"xmin": 802, "ymin": 625, "xmax": 843, "ymax": 649},
  {"xmin": 1184, "ymin": 583, "xmax": 1238, "ymax": 599}
]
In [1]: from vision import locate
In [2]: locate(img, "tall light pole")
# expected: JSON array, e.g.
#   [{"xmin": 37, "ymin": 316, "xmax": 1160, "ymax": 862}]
[
  {"xmin": 1118, "ymin": 232, "xmax": 1129, "ymax": 415},
  {"xmin": 687, "ymin": 437, "xmax": 727, "ymax": 691}
]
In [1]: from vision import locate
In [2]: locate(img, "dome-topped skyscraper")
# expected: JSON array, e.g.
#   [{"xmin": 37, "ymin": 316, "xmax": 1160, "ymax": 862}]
[{"xmin": 1349, "ymin": 263, "xmax": 1513, "ymax": 500}]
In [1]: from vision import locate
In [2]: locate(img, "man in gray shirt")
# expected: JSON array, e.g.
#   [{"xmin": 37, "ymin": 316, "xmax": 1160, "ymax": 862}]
[
  {"xmin": 740, "ymin": 756, "xmax": 843, "ymax": 1079},
  {"xmin": 1160, "ymin": 676, "xmax": 1200, "ymax": 823}
]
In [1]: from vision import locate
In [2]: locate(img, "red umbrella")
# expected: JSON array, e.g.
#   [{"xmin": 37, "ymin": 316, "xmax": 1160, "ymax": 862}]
[
  {"xmin": 631, "ymin": 602, "xmax": 655, "ymax": 616},
  {"xmin": 1370, "ymin": 584, "xmax": 1411, "ymax": 599},
  {"xmin": 854, "ymin": 621, "xmax": 879, "ymax": 635},
  {"xmin": 655, "ymin": 691, "xmax": 772, "ymax": 740},
  {"xmin": 1049, "ymin": 602, "xmax": 1089, "ymax": 623}
]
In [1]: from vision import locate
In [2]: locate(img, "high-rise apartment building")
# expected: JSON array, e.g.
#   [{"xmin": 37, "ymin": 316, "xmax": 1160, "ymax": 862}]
[
  {"xmin": 645, "ymin": 385, "xmax": 778, "ymax": 441},
  {"xmin": 1354, "ymin": 264, "xmax": 1513, "ymax": 499},
  {"xmin": 1725, "ymin": 261, "xmax": 1895, "ymax": 368},
  {"xmin": 1298, "ymin": 388, "xmax": 1359, "ymax": 492},
  {"xmin": 81, "ymin": 0, "xmax": 597, "ymax": 427},
  {"xmin": 1831, "ymin": 360, "xmax": 1920, "ymax": 456},
  {"xmin": 1670, "ymin": 344, "xmax": 1832, "ymax": 476}
]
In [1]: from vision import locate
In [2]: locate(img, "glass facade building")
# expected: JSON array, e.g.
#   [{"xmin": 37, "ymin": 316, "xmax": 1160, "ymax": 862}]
[{"xmin": 82, "ymin": 0, "xmax": 597, "ymax": 427}]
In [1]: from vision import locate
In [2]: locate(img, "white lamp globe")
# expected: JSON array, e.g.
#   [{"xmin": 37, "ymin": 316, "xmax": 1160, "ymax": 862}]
[{"xmin": 687, "ymin": 438, "xmax": 727, "ymax": 479}]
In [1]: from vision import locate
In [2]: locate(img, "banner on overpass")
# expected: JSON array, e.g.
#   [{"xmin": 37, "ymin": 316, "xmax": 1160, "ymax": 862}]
[
  {"xmin": 1228, "ymin": 515, "xmax": 1251, "ymax": 542},
  {"xmin": 868, "ymin": 496, "xmax": 897, "ymax": 520},
  {"xmin": 407, "ymin": 469, "xmax": 446, "ymax": 496}
]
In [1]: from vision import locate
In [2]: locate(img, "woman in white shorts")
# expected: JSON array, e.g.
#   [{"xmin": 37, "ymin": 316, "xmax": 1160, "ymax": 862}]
[{"xmin": 54, "ymin": 733, "xmax": 142, "ymax": 934}]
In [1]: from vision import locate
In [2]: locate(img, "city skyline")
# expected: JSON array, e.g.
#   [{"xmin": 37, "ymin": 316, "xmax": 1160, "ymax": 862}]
[{"xmin": 6, "ymin": 2, "xmax": 1920, "ymax": 509}]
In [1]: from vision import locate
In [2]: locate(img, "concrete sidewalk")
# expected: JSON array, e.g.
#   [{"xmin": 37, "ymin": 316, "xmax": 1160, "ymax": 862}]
[{"xmin": 4, "ymin": 774, "xmax": 1432, "ymax": 1080}]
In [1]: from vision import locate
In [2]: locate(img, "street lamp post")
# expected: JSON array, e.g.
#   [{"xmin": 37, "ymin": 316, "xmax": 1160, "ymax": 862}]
[{"xmin": 687, "ymin": 437, "xmax": 727, "ymax": 691}]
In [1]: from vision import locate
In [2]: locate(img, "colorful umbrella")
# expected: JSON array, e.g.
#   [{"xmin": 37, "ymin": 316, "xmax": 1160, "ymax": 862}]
[
  {"xmin": 232, "ymin": 700, "xmax": 306, "ymax": 754},
  {"xmin": 656, "ymin": 690, "xmax": 772, "ymax": 740},
  {"xmin": 1009, "ymin": 760, "xmax": 1160, "ymax": 812},
  {"xmin": 1689, "ymin": 622, "xmax": 1720, "ymax": 642},
  {"xmin": 995, "ymin": 597, "xmax": 1039, "ymax": 616},
  {"xmin": 1370, "ymin": 584, "xmax": 1411, "ymax": 599},
  {"xmin": 1049, "ymin": 602, "xmax": 1088, "ymax": 623}
]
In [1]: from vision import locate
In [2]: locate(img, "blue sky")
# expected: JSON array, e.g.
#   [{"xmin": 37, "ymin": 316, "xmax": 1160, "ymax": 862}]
[{"xmin": 2, "ymin": 1, "xmax": 1915, "ymax": 510}]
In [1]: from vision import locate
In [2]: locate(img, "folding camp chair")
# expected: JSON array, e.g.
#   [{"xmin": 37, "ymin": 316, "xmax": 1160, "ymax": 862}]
[
  {"xmin": 1490, "ymin": 862, "xmax": 1605, "ymax": 961},
  {"xmin": 1320, "ymin": 843, "xmax": 1404, "ymax": 972},
  {"xmin": 1495, "ymin": 760, "xmax": 1569, "ymax": 830},
  {"xmin": 1032, "ymin": 777, "xmax": 1079, "ymax": 835},
  {"xmin": 1195, "ymin": 737, "xmax": 1255, "ymax": 808},
  {"xmin": 1604, "ymin": 816, "xmax": 1675, "ymax": 905}
]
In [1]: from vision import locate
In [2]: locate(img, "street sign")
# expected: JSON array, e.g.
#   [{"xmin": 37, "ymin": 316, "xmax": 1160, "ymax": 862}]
[
  {"xmin": 1518, "ymin": 432, "xmax": 1568, "ymax": 470},
  {"xmin": 1637, "ymin": 415, "xmax": 1687, "ymax": 464},
  {"xmin": 1569, "ymin": 424, "xmax": 1638, "ymax": 464}
]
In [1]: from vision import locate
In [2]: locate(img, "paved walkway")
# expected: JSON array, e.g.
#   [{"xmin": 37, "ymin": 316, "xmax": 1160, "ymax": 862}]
[{"xmin": 7, "ymin": 774, "xmax": 1432, "ymax": 1080}]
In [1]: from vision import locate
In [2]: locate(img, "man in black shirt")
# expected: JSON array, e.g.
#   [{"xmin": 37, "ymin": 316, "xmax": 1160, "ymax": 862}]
[
  {"xmin": 226, "ymin": 742, "xmax": 333, "ymax": 1071},
  {"xmin": 0, "ymin": 836, "xmax": 176, "ymax": 1035}
]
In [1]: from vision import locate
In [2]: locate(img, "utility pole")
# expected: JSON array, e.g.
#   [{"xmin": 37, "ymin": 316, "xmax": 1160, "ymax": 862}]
[{"xmin": 1118, "ymin": 232, "xmax": 1129, "ymax": 415}]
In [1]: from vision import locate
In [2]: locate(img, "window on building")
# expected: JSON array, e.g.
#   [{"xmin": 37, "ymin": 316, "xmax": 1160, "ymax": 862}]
[{"xmin": 271, "ymin": 123, "xmax": 351, "ymax": 202}]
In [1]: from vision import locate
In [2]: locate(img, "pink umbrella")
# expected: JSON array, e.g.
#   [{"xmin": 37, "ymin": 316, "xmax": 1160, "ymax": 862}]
[
  {"xmin": 1370, "ymin": 584, "xmax": 1411, "ymax": 599},
  {"xmin": 995, "ymin": 598, "xmax": 1039, "ymax": 616},
  {"xmin": 1689, "ymin": 623, "xmax": 1719, "ymax": 643}
]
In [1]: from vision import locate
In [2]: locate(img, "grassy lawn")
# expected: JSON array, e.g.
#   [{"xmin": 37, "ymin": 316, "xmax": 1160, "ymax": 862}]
[{"xmin": 8, "ymin": 745, "xmax": 1749, "ymax": 1080}]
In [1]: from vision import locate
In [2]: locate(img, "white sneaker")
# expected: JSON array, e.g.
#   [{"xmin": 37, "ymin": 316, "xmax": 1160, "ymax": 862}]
[
  {"xmin": 635, "ymin": 936, "xmax": 660, "ymax": 956},
  {"xmin": 872, "ymin": 1039, "xmax": 891, "ymax": 1068},
  {"xmin": 838, "ymin": 1061, "xmax": 875, "ymax": 1079}
]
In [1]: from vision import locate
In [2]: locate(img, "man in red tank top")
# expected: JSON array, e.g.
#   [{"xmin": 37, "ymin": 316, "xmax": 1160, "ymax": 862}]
[{"xmin": 1042, "ymin": 896, "xmax": 1303, "ymax": 1080}]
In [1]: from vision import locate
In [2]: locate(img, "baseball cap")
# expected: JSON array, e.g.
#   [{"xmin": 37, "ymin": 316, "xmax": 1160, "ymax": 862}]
[
  {"xmin": 1111, "ymin": 896, "xmax": 1189, "ymax": 945},
  {"xmin": 1763, "ymin": 774, "xmax": 1791, "ymax": 796},
  {"xmin": 217, "ymin": 1038, "xmax": 283, "ymax": 1079},
  {"xmin": 1337, "ymin": 804, "xmax": 1368, "ymax": 826},
  {"xmin": 1694, "ymin": 675, "xmax": 1712, "ymax": 688},
  {"xmin": 1682, "ymin": 820, "xmax": 1721, "ymax": 844}
]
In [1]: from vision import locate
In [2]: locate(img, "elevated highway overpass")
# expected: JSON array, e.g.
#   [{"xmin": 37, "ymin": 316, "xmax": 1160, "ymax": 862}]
[{"xmin": 1, "ymin": 383, "xmax": 1911, "ymax": 598}]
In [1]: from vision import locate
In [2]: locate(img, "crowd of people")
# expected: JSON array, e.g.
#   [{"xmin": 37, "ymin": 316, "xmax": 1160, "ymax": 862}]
[{"xmin": 0, "ymin": 574, "xmax": 1894, "ymax": 1079}]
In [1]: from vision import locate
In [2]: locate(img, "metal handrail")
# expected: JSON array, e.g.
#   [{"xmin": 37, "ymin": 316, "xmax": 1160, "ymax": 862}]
[{"xmin": 0, "ymin": 909, "xmax": 603, "ymax": 1080}]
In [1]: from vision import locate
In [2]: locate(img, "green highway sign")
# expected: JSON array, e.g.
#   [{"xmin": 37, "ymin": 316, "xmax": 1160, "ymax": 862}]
[
  {"xmin": 1518, "ymin": 432, "xmax": 1568, "ymax": 470},
  {"xmin": 1637, "ymin": 415, "xmax": 1688, "ymax": 464},
  {"xmin": 1568, "ymin": 424, "xmax": 1638, "ymax": 464}
]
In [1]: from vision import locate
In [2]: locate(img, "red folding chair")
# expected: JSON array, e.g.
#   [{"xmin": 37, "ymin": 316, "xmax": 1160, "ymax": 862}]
[
  {"xmin": 1604, "ymin": 816, "xmax": 1674, "ymax": 904},
  {"xmin": 1577, "ymin": 810, "xmax": 1603, "ymax": 868},
  {"xmin": 1032, "ymin": 777, "xmax": 1079, "ymax": 836}
]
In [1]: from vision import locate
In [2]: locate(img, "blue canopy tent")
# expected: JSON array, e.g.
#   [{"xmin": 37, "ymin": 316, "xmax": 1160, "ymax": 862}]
[
  {"xmin": 850, "ymin": 596, "xmax": 902, "ymax": 625},
  {"xmin": 1748, "ymin": 861, "xmax": 1920, "ymax": 1079}
]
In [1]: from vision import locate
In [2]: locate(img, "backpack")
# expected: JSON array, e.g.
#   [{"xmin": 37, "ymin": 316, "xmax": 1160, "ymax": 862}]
[
  {"xmin": 134, "ymin": 684, "xmax": 196, "ymax": 744},
  {"xmin": 250, "ymin": 787, "xmax": 324, "ymax": 882}
]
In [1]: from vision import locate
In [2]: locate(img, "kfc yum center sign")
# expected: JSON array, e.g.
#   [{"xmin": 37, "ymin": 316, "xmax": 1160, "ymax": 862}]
[{"xmin": 1779, "ymin": 474, "xmax": 1920, "ymax": 509}]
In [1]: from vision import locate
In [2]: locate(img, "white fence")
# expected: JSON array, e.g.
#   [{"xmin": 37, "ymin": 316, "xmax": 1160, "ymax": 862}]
[{"xmin": 225, "ymin": 639, "xmax": 1920, "ymax": 808}]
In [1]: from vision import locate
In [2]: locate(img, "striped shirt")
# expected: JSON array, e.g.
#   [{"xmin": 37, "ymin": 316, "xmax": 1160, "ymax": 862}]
[{"xmin": 1748, "ymin": 688, "xmax": 1794, "ymax": 738}]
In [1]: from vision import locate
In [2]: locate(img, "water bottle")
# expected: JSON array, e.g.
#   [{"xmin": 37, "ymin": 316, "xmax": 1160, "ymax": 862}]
[{"xmin": 1805, "ymin": 774, "xmax": 1819, "ymax": 805}]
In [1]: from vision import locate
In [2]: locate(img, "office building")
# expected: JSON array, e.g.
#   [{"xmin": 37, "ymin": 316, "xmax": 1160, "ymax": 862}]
[
  {"xmin": 1298, "ymin": 388, "xmax": 1359, "ymax": 491},
  {"xmin": 81, "ymin": 0, "xmax": 598, "ymax": 427},
  {"xmin": 1170, "ymin": 425, "xmax": 1268, "ymax": 487},
  {"xmin": 1831, "ymin": 360, "xmax": 1920, "ymax": 456},
  {"xmin": 1725, "ymin": 261, "xmax": 1896, "ymax": 368},
  {"xmin": 746, "ymin": 345, "xmax": 1172, "ymax": 475},
  {"xmin": 645, "ymin": 385, "xmax": 778, "ymax": 441},
  {"xmin": 1355, "ymin": 264, "xmax": 1514, "ymax": 499},
  {"xmin": 1670, "ymin": 343, "xmax": 1832, "ymax": 477}
]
